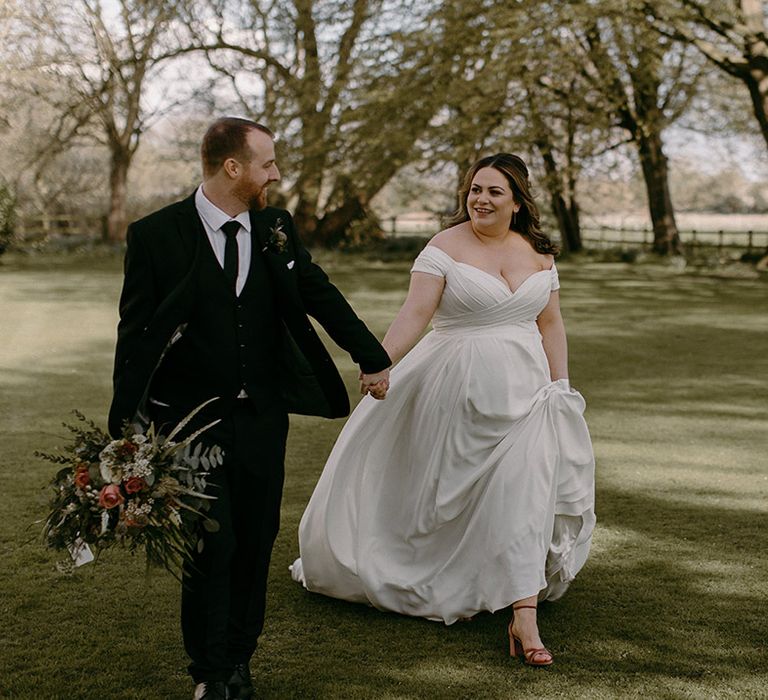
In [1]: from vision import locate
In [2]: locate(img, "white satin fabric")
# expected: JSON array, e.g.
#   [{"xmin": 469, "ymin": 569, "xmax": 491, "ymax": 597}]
[{"xmin": 291, "ymin": 246, "xmax": 596, "ymax": 624}]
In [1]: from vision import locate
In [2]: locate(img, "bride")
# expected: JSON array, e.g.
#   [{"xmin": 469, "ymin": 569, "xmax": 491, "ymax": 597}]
[{"xmin": 291, "ymin": 153, "xmax": 595, "ymax": 667}]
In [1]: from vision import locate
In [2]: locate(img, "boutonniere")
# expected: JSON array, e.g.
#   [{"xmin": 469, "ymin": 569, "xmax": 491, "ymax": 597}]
[{"xmin": 263, "ymin": 217, "xmax": 288, "ymax": 254}]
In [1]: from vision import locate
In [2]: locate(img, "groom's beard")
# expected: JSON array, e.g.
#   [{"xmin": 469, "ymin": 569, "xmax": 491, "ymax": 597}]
[
  {"xmin": 234, "ymin": 180, "xmax": 269, "ymax": 211},
  {"xmin": 251, "ymin": 187, "xmax": 268, "ymax": 211}
]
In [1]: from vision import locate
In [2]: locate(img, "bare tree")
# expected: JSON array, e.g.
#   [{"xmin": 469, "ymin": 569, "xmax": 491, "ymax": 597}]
[
  {"xmin": 649, "ymin": 0, "xmax": 768, "ymax": 152},
  {"xmin": 565, "ymin": 5, "xmax": 704, "ymax": 255},
  {"xmin": 10, "ymin": 0, "xmax": 180, "ymax": 242},
  {"xmin": 514, "ymin": 5, "xmax": 622, "ymax": 255},
  {"xmin": 526, "ymin": 83, "xmax": 588, "ymax": 254}
]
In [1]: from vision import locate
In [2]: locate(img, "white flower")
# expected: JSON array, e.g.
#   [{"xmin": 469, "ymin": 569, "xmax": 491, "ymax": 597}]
[
  {"xmin": 125, "ymin": 498, "xmax": 154, "ymax": 517},
  {"xmin": 123, "ymin": 456, "xmax": 153, "ymax": 480},
  {"xmin": 100, "ymin": 511, "xmax": 110, "ymax": 535},
  {"xmin": 99, "ymin": 459, "xmax": 117, "ymax": 484}
]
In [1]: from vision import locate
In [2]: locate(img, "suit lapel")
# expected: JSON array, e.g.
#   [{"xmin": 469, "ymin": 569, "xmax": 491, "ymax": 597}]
[
  {"xmin": 250, "ymin": 208, "xmax": 270, "ymax": 254},
  {"xmin": 176, "ymin": 192, "xmax": 205, "ymax": 267},
  {"xmin": 250, "ymin": 209, "xmax": 299, "ymax": 305}
]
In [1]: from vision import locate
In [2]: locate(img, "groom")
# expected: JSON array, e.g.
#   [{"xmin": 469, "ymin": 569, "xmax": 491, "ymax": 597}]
[{"xmin": 108, "ymin": 117, "xmax": 391, "ymax": 699}]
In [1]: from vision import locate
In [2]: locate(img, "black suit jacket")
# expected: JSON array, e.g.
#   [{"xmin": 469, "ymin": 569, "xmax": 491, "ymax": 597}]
[{"xmin": 108, "ymin": 194, "xmax": 391, "ymax": 438}]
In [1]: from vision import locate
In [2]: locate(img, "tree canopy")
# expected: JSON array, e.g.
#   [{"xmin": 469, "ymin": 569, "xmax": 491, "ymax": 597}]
[{"xmin": 1, "ymin": 0, "xmax": 759, "ymax": 253}]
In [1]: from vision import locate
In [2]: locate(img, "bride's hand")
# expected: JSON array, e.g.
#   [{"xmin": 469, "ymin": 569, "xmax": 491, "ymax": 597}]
[
  {"xmin": 359, "ymin": 369, "xmax": 390, "ymax": 398},
  {"xmin": 359, "ymin": 370, "xmax": 390, "ymax": 399},
  {"xmin": 365, "ymin": 380, "xmax": 389, "ymax": 400}
]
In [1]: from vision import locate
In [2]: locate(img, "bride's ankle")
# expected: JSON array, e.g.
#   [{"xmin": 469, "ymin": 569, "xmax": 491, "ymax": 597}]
[
  {"xmin": 510, "ymin": 606, "xmax": 538, "ymax": 634},
  {"xmin": 512, "ymin": 605, "xmax": 537, "ymax": 619}
]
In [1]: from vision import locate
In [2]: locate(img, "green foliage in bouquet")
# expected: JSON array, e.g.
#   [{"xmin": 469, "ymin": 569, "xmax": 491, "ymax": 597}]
[{"xmin": 37, "ymin": 399, "xmax": 224, "ymax": 577}]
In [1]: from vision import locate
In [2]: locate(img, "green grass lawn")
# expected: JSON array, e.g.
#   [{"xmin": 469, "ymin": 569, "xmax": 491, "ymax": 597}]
[{"xmin": 1, "ymin": 252, "xmax": 766, "ymax": 699}]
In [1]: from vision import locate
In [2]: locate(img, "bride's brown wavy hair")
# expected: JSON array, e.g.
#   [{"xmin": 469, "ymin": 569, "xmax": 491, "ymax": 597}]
[{"xmin": 446, "ymin": 153, "xmax": 559, "ymax": 255}]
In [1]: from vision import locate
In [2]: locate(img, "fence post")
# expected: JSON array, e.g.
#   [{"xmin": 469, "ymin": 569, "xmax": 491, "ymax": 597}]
[
  {"xmin": 747, "ymin": 230, "xmax": 753, "ymax": 253},
  {"xmin": 718, "ymin": 230, "xmax": 724, "ymax": 252},
  {"xmin": 389, "ymin": 216, "xmax": 397, "ymax": 236},
  {"xmin": 42, "ymin": 212, "xmax": 51, "ymax": 241}
]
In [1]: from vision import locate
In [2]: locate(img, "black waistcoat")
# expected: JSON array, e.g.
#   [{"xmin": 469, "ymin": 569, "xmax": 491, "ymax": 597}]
[{"xmin": 149, "ymin": 232, "xmax": 282, "ymax": 416}]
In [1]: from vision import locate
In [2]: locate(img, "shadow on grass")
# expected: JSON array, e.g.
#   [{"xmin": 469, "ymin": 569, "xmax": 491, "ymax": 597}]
[{"xmin": 262, "ymin": 481, "xmax": 767, "ymax": 698}]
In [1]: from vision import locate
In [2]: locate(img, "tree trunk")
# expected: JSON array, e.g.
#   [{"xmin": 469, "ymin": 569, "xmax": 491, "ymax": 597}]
[
  {"xmin": 740, "ymin": 0, "xmax": 768, "ymax": 150},
  {"xmin": 106, "ymin": 149, "xmax": 130, "ymax": 243},
  {"xmin": 534, "ymin": 140, "xmax": 583, "ymax": 253},
  {"xmin": 550, "ymin": 193, "xmax": 582, "ymax": 254},
  {"xmin": 312, "ymin": 194, "xmax": 368, "ymax": 248},
  {"xmin": 293, "ymin": 199, "xmax": 320, "ymax": 245},
  {"xmin": 454, "ymin": 152, "xmax": 476, "ymax": 190},
  {"xmin": 744, "ymin": 68, "xmax": 768, "ymax": 152},
  {"xmin": 636, "ymin": 129, "xmax": 681, "ymax": 255},
  {"xmin": 292, "ymin": 135, "xmax": 329, "ymax": 246}
]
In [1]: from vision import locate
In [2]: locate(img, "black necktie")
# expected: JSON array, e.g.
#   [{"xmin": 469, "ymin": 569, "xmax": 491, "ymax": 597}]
[{"xmin": 221, "ymin": 220, "xmax": 240, "ymax": 291}]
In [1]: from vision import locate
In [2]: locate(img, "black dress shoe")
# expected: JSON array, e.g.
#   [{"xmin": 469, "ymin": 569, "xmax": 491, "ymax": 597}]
[
  {"xmin": 227, "ymin": 663, "xmax": 254, "ymax": 699},
  {"xmin": 194, "ymin": 680, "xmax": 229, "ymax": 700}
]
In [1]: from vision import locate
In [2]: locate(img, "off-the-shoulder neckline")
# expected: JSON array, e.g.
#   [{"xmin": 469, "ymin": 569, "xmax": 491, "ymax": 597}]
[{"xmin": 420, "ymin": 245, "xmax": 555, "ymax": 295}]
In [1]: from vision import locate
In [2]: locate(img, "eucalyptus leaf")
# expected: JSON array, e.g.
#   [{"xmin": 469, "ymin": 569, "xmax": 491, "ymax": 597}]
[
  {"xmin": 55, "ymin": 467, "xmax": 71, "ymax": 481},
  {"xmin": 202, "ymin": 518, "xmax": 220, "ymax": 533}
]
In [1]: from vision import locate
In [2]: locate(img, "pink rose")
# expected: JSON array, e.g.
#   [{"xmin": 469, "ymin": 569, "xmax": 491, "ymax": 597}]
[
  {"xmin": 98, "ymin": 484, "xmax": 124, "ymax": 509},
  {"xmin": 74, "ymin": 466, "xmax": 90, "ymax": 489},
  {"xmin": 124, "ymin": 476, "xmax": 146, "ymax": 494}
]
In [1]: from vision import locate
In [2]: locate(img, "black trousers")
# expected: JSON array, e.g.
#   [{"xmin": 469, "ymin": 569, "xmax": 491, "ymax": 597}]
[{"xmin": 168, "ymin": 400, "xmax": 289, "ymax": 683}]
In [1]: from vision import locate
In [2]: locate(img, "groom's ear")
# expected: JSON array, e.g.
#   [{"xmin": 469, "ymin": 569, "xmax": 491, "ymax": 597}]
[{"xmin": 222, "ymin": 157, "xmax": 240, "ymax": 180}]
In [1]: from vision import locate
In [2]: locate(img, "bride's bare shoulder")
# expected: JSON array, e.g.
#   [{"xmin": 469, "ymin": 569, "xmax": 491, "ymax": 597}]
[
  {"xmin": 538, "ymin": 252, "xmax": 556, "ymax": 270},
  {"xmin": 428, "ymin": 222, "xmax": 470, "ymax": 255}
]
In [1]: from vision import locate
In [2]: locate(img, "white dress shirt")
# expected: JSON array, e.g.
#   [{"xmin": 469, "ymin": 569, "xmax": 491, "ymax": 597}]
[{"xmin": 194, "ymin": 185, "xmax": 252, "ymax": 296}]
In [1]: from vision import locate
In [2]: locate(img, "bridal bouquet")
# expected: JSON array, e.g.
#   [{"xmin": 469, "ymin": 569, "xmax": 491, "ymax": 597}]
[{"xmin": 38, "ymin": 399, "xmax": 224, "ymax": 577}]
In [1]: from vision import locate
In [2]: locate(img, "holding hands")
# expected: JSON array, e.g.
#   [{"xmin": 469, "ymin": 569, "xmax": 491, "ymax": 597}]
[{"xmin": 360, "ymin": 369, "xmax": 390, "ymax": 400}]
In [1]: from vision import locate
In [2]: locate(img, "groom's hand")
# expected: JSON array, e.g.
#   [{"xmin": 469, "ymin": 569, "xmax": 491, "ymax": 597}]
[
  {"xmin": 359, "ymin": 369, "xmax": 390, "ymax": 400},
  {"xmin": 366, "ymin": 380, "xmax": 388, "ymax": 400}
]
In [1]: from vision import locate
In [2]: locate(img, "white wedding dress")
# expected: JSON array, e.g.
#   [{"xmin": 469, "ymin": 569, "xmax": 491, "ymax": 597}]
[{"xmin": 291, "ymin": 246, "xmax": 595, "ymax": 624}]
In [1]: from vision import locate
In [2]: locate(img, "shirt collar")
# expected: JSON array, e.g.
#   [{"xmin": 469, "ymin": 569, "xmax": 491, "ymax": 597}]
[{"xmin": 195, "ymin": 185, "xmax": 252, "ymax": 233}]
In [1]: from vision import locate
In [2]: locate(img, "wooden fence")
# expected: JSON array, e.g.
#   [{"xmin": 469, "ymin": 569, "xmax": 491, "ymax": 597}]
[
  {"xmin": 580, "ymin": 225, "xmax": 768, "ymax": 253},
  {"xmin": 385, "ymin": 216, "xmax": 768, "ymax": 254},
  {"xmin": 15, "ymin": 214, "xmax": 104, "ymax": 242},
  {"xmin": 13, "ymin": 214, "xmax": 768, "ymax": 255}
]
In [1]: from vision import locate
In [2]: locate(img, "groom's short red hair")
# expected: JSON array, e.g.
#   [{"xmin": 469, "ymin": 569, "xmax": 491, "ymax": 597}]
[{"xmin": 201, "ymin": 117, "xmax": 273, "ymax": 177}]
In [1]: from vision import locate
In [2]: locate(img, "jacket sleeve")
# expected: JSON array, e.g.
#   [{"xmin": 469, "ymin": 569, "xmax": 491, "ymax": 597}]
[
  {"xmin": 112, "ymin": 223, "xmax": 159, "ymax": 391},
  {"xmin": 287, "ymin": 216, "xmax": 391, "ymax": 374}
]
